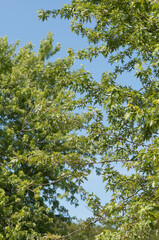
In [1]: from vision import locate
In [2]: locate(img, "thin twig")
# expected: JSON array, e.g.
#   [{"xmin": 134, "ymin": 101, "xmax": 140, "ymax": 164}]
[
  {"xmin": 103, "ymin": 132, "xmax": 149, "ymax": 147},
  {"xmin": 46, "ymin": 218, "xmax": 99, "ymax": 240}
]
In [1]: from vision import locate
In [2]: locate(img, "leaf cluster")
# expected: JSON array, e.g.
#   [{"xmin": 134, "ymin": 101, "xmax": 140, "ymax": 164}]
[{"xmin": 39, "ymin": 1, "xmax": 159, "ymax": 239}]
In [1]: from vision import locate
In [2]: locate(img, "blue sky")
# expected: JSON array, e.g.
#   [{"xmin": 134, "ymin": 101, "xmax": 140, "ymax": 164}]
[{"xmin": 1, "ymin": 0, "xmax": 138, "ymax": 220}]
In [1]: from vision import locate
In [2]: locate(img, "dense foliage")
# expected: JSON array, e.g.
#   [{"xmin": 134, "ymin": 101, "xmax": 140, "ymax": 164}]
[
  {"xmin": 0, "ymin": 33, "xmax": 96, "ymax": 239},
  {"xmin": 38, "ymin": 0, "xmax": 159, "ymax": 239}
]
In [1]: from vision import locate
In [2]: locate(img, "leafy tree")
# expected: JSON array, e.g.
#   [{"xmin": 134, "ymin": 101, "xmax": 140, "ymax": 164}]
[
  {"xmin": 64, "ymin": 220, "xmax": 111, "ymax": 240},
  {"xmin": 39, "ymin": 0, "xmax": 159, "ymax": 239},
  {"xmin": 0, "ymin": 33, "xmax": 95, "ymax": 239}
]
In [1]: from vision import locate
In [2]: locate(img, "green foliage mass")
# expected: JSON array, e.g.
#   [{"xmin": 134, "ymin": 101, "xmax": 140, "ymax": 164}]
[
  {"xmin": 63, "ymin": 221, "xmax": 109, "ymax": 240},
  {"xmin": 0, "ymin": 33, "xmax": 96, "ymax": 239},
  {"xmin": 38, "ymin": 0, "xmax": 159, "ymax": 239}
]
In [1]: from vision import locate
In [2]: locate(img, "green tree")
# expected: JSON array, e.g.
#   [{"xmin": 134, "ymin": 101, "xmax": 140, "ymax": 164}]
[
  {"xmin": 64, "ymin": 220, "xmax": 110, "ymax": 240},
  {"xmin": 39, "ymin": 0, "xmax": 159, "ymax": 239},
  {"xmin": 0, "ymin": 33, "xmax": 95, "ymax": 239}
]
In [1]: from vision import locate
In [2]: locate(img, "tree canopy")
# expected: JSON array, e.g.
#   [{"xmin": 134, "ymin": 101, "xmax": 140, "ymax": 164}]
[
  {"xmin": 0, "ymin": 0, "xmax": 158, "ymax": 239},
  {"xmin": 0, "ymin": 33, "xmax": 96, "ymax": 239},
  {"xmin": 38, "ymin": 0, "xmax": 159, "ymax": 239}
]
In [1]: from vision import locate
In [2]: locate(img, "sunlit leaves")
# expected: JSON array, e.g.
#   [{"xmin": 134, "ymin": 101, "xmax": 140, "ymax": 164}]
[
  {"xmin": 39, "ymin": 1, "xmax": 159, "ymax": 239},
  {"xmin": 0, "ymin": 34, "xmax": 95, "ymax": 239}
]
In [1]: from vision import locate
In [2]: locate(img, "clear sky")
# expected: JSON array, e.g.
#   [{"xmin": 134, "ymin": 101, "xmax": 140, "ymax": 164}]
[{"xmin": 0, "ymin": 0, "xmax": 138, "ymax": 220}]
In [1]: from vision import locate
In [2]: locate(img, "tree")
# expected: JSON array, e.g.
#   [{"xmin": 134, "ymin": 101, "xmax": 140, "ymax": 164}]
[
  {"xmin": 64, "ymin": 220, "xmax": 111, "ymax": 240},
  {"xmin": 0, "ymin": 33, "xmax": 95, "ymax": 239},
  {"xmin": 39, "ymin": 0, "xmax": 159, "ymax": 239}
]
